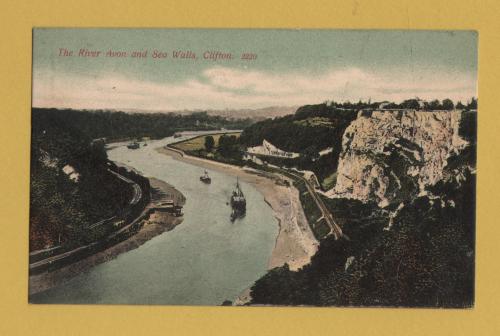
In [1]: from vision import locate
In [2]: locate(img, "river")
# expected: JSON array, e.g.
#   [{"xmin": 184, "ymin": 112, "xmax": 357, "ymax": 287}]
[{"xmin": 30, "ymin": 134, "xmax": 279, "ymax": 305}]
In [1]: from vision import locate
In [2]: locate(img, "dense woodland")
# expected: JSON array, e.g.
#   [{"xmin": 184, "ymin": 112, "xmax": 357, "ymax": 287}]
[
  {"xmin": 31, "ymin": 111, "xmax": 130, "ymax": 250},
  {"xmin": 321, "ymin": 97, "xmax": 477, "ymax": 111},
  {"xmin": 32, "ymin": 108, "xmax": 254, "ymax": 141}
]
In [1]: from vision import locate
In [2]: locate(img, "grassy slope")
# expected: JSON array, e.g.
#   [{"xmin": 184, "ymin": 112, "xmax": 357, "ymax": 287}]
[{"xmin": 171, "ymin": 132, "xmax": 241, "ymax": 152}]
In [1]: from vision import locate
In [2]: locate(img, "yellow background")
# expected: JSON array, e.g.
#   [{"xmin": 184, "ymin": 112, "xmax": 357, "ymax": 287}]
[{"xmin": 0, "ymin": 0, "xmax": 498, "ymax": 335}]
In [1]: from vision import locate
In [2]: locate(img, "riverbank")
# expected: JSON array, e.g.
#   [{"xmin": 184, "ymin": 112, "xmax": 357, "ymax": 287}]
[
  {"xmin": 156, "ymin": 146, "xmax": 319, "ymax": 303},
  {"xmin": 29, "ymin": 177, "xmax": 185, "ymax": 296}
]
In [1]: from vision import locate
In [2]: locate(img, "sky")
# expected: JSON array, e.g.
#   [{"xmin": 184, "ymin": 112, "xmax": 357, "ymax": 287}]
[{"xmin": 32, "ymin": 29, "xmax": 478, "ymax": 111}]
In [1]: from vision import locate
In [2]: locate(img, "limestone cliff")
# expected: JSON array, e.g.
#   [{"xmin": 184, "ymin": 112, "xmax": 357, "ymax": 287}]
[{"xmin": 325, "ymin": 110, "xmax": 468, "ymax": 208}]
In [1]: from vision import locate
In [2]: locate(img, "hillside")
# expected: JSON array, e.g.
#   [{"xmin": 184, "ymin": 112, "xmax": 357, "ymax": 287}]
[
  {"xmin": 30, "ymin": 111, "xmax": 132, "ymax": 250},
  {"xmin": 249, "ymin": 108, "xmax": 476, "ymax": 307},
  {"xmin": 32, "ymin": 108, "xmax": 254, "ymax": 141},
  {"xmin": 239, "ymin": 104, "xmax": 358, "ymax": 183},
  {"xmin": 167, "ymin": 105, "xmax": 299, "ymax": 120}
]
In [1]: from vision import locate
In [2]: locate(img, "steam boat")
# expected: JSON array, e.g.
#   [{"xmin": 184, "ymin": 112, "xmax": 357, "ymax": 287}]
[
  {"xmin": 200, "ymin": 170, "xmax": 211, "ymax": 184},
  {"xmin": 230, "ymin": 178, "xmax": 246, "ymax": 221},
  {"xmin": 127, "ymin": 141, "xmax": 140, "ymax": 149}
]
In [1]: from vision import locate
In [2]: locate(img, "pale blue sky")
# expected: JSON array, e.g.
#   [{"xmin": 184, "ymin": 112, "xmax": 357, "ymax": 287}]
[{"xmin": 32, "ymin": 29, "xmax": 477, "ymax": 111}]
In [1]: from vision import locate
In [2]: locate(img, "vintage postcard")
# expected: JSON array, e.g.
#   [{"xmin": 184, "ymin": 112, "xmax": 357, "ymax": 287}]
[{"xmin": 29, "ymin": 28, "xmax": 477, "ymax": 307}]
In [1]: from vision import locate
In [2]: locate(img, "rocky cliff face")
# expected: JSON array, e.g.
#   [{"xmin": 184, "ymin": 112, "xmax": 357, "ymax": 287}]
[{"xmin": 325, "ymin": 110, "xmax": 468, "ymax": 208}]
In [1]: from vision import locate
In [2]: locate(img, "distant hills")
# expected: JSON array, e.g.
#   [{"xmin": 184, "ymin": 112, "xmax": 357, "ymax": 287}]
[{"xmin": 118, "ymin": 106, "xmax": 300, "ymax": 120}]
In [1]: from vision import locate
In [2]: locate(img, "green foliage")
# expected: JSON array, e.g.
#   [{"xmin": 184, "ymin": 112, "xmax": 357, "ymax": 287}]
[
  {"xmin": 442, "ymin": 98, "xmax": 455, "ymax": 110},
  {"xmin": 30, "ymin": 109, "xmax": 142, "ymax": 250},
  {"xmin": 204, "ymin": 135, "xmax": 215, "ymax": 152},
  {"xmin": 468, "ymin": 97, "xmax": 477, "ymax": 110},
  {"xmin": 451, "ymin": 110, "xmax": 477, "ymax": 169},
  {"xmin": 425, "ymin": 99, "xmax": 441, "ymax": 110},
  {"xmin": 179, "ymin": 134, "xmax": 247, "ymax": 167},
  {"xmin": 293, "ymin": 179, "xmax": 325, "ymax": 239},
  {"xmin": 217, "ymin": 134, "xmax": 240, "ymax": 158},
  {"xmin": 32, "ymin": 108, "xmax": 253, "ymax": 141},
  {"xmin": 459, "ymin": 110, "xmax": 477, "ymax": 144},
  {"xmin": 321, "ymin": 172, "xmax": 337, "ymax": 190},
  {"xmin": 400, "ymin": 99, "xmax": 422, "ymax": 110}
]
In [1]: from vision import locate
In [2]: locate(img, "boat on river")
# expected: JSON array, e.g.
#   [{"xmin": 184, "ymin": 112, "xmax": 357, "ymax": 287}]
[
  {"xmin": 200, "ymin": 170, "xmax": 211, "ymax": 184},
  {"xmin": 230, "ymin": 178, "xmax": 246, "ymax": 221},
  {"xmin": 127, "ymin": 141, "xmax": 140, "ymax": 149}
]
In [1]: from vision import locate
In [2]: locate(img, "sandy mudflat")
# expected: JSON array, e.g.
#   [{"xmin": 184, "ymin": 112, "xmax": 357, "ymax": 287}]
[
  {"xmin": 156, "ymin": 146, "xmax": 319, "ymax": 304},
  {"xmin": 28, "ymin": 178, "xmax": 184, "ymax": 296}
]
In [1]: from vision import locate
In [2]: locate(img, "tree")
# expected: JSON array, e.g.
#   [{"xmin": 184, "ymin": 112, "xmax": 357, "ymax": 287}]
[
  {"xmin": 442, "ymin": 99, "xmax": 455, "ymax": 110},
  {"xmin": 425, "ymin": 100, "xmax": 441, "ymax": 110},
  {"xmin": 384, "ymin": 102, "xmax": 399, "ymax": 109},
  {"xmin": 302, "ymin": 145, "xmax": 320, "ymax": 163},
  {"xmin": 468, "ymin": 97, "xmax": 477, "ymax": 110},
  {"xmin": 204, "ymin": 135, "xmax": 215, "ymax": 152},
  {"xmin": 456, "ymin": 101, "xmax": 465, "ymax": 110},
  {"xmin": 218, "ymin": 134, "xmax": 239, "ymax": 158},
  {"xmin": 401, "ymin": 99, "xmax": 421, "ymax": 110}
]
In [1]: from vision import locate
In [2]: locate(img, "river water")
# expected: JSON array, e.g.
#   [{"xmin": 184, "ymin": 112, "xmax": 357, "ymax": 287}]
[{"xmin": 31, "ymin": 134, "xmax": 278, "ymax": 305}]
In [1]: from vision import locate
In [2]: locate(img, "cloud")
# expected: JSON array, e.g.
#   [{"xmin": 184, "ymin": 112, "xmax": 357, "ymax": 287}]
[
  {"xmin": 203, "ymin": 67, "xmax": 373, "ymax": 94},
  {"xmin": 32, "ymin": 66, "xmax": 477, "ymax": 111}
]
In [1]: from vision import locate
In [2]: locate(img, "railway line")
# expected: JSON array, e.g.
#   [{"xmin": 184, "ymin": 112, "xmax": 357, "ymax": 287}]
[
  {"xmin": 287, "ymin": 171, "xmax": 343, "ymax": 240},
  {"xmin": 29, "ymin": 169, "xmax": 145, "ymax": 273},
  {"xmin": 107, "ymin": 169, "xmax": 142, "ymax": 205}
]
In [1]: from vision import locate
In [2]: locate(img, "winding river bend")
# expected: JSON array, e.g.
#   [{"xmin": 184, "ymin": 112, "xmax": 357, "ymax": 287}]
[{"xmin": 31, "ymin": 134, "xmax": 278, "ymax": 305}]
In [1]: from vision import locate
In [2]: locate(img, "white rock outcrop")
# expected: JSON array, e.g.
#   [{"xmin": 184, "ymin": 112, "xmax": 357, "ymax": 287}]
[{"xmin": 325, "ymin": 110, "xmax": 468, "ymax": 207}]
